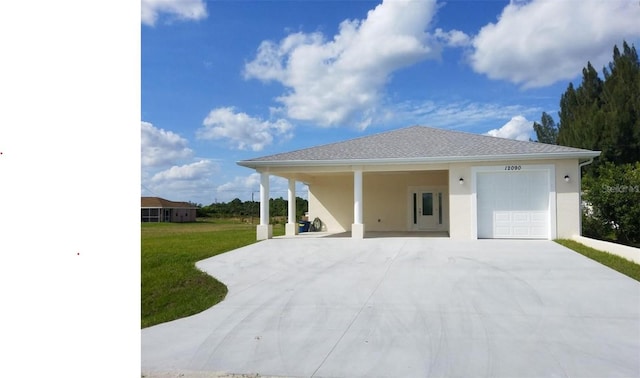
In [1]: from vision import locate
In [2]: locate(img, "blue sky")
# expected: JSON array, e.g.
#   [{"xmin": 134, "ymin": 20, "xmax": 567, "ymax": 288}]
[
  {"xmin": 0, "ymin": 2, "xmax": 639, "ymax": 373},
  {"xmin": 141, "ymin": 0, "xmax": 640, "ymax": 205}
]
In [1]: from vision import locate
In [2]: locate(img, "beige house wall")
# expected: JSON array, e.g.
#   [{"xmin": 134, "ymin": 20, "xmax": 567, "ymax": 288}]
[
  {"xmin": 554, "ymin": 159, "xmax": 581, "ymax": 238},
  {"xmin": 305, "ymin": 158, "xmax": 583, "ymax": 239},
  {"xmin": 308, "ymin": 170, "xmax": 448, "ymax": 233},
  {"xmin": 448, "ymin": 163, "xmax": 473, "ymax": 239},
  {"xmin": 363, "ymin": 171, "xmax": 448, "ymax": 231},
  {"xmin": 308, "ymin": 174, "xmax": 353, "ymax": 232},
  {"xmin": 170, "ymin": 208, "xmax": 197, "ymax": 222},
  {"xmin": 451, "ymin": 159, "xmax": 581, "ymax": 240}
]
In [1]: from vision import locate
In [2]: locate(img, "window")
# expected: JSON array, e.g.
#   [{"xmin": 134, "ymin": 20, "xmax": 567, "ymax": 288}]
[
  {"xmin": 413, "ymin": 193, "xmax": 417, "ymax": 224},
  {"xmin": 141, "ymin": 208, "xmax": 160, "ymax": 222},
  {"xmin": 438, "ymin": 192, "xmax": 442, "ymax": 224},
  {"xmin": 422, "ymin": 193, "xmax": 433, "ymax": 216}
]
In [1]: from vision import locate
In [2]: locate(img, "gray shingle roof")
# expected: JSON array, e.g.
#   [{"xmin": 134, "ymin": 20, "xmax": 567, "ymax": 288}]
[{"xmin": 239, "ymin": 126, "xmax": 599, "ymax": 167}]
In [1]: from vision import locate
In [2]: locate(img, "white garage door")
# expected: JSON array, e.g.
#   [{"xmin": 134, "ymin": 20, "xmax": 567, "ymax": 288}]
[{"xmin": 477, "ymin": 170, "xmax": 550, "ymax": 239}]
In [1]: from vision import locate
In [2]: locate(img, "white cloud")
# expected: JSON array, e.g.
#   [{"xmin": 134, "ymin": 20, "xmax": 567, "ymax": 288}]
[
  {"xmin": 392, "ymin": 100, "xmax": 541, "ymax": 129},
  {"xmin": 141, "ymin": 0, "xmax": 207, "ymax": 26},
  {"xmin": 485, "ymin": 115, "xmax": 533, "ymax": 141},
  {"xmin": 151, "ymin": 160, "xmax": 216, "ymax": 182},
  {"xmin": 144, "ymin": 160, "xmax": 219, "ymax": 204},
  {"xmin": 141, "ymin": 121, "xmax": 220, "ymax": 203},
  {"xmin": 141, "ymin": 121, "xmax": 193, "ymax": 167},
  {"xmin": 434, "ymin": 28, "xmax": 471, "ymax": 47},
  {"xmin": 216, "ymin": 173, "xmax": 261, "ymax": 197},
  {"xmin": 470, "ymin": 0, "xmax": 640, "ymax": 88},
  {"xmin": 197, "ymin": 107, "xmax": 293, "ymax": 151},
  {"xmin": 244, "ymin": 0, "xmax": 447, "ymax": 128}
]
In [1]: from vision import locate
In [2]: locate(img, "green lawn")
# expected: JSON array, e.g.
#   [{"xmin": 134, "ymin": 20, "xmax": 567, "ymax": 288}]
[
  {"xmin": 142, "ymin": 219, "xmax": 284, "ymax": 328},
  {"xmin": 555, "ymin": 239, "xmax": 640, "ymax": 282}
]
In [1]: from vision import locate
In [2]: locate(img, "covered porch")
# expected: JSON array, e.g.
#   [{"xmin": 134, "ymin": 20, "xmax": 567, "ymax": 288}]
[{"xmin": 255, "ymin": 165, "xmax": 457, "ymax": 240}]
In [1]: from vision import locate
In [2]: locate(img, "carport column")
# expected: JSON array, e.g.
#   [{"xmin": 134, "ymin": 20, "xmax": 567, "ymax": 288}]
[
  {"xmin": 352, "ymin": 168, "xmax": 364, "ymax": 239},
  {"xmin": 257, "ymin": 171, "xmax": 273, "ymax": 240},
  {"xmin": 285, "ymin": 178, "xmax": 298, "ymax": 237}
]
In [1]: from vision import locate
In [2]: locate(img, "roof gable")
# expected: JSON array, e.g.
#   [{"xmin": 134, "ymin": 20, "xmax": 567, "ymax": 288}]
[{"xmin": 239, "ymin": 126, "xmax": 599, "ymax": 167}]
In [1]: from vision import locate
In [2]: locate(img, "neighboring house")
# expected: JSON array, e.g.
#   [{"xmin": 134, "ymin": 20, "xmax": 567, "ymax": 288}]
[
  {"xmin": 238, "ymin": 126, "xmax": 600, "ymax": 240},
  {"xmin": 141, "ymin": 197, "xmax": 197, "ymax": 223}
]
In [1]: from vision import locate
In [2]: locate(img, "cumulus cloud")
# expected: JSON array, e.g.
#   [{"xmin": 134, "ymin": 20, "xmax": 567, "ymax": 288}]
[
  {"xmin": 141, "ymin": 121, "xmax": 193, "ymax": 167},
  {"xmin": 151, "ymin": 160, "xmax": 216, "ymax": 182},
  {"xmin": 144, "ymin": 160, "xmax": 219, "ymax": 204},
  {"xmin": 485, "ymin": 116, "xmax": 533, "ymax": 141},
  {"xmin": 141, "ymin": 0, "xmax": 207, "ymax": 26},
  {"xmin": 244, "ymin": 0, "xmax": 446, "ymax": 128},
  {"xmin": 216, "ymin": 173, "xmax": 261, "ymax": 195},
  {"xmin": 141, "ymin": 121, "xmax": 219, "ymax": 203},
  {"xmin": 197, "ymin": 107, "xmax": 293, "ymax": 151},
  {"xmin": 470, "ymin": 0, "xmax": 640, "ymax": 88}
]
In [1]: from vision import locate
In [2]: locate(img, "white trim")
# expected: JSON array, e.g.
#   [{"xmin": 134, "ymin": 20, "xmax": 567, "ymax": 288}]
[
  {"xmin": 353, "ymin": 169, "xmax": 363, "ymax": 225},
  {"xmin": 471, "ymin": 164, "xmax": 556, "ymax": 240},
  {"xmin": 549, "ymin": 166, "xmax": 557, "ymax": 239},
  {"xmin": 407, "ymin": 186, "xmax": 449, "ymax": 232},
  {"xmin": 286, "ymin": 179, "xmax": 297, "ymax": 237},
  {"xmin": 238, "ymin": 152, "xmax": 600, "ymax": 169},
  {"xmin": 577, "ymin": 158, "xmax": 595, "ymax": 235},
  {"xmin": 287, "ymin": 179, "xmax": 296, "ymax": 225},
  {"xmin": 260, "ymin": 172, "xmax": 270, "ymax": 226}
]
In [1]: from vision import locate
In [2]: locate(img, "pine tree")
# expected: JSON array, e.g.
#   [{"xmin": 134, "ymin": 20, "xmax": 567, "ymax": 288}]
[
  {"xmin": 557, "ymin": 41, "xmax": 640, "ymax": 243},
  {"xmin": 574, "ymin": 62, "xmax": 604, "ymax": 151},
  {"xmin": 600, "ymin": 42, "xmax": 640, "ymax": 164},
  {"xmin": 533, "ymin": 111, "xmax": 558, "ymax": 144},
  {"xmin": 557, "ymin": 82, "xmax": 578, "ymax": 147},
  {"xmin": 557, "ymin": 41, "xmax": 639, "ymax": 166}
]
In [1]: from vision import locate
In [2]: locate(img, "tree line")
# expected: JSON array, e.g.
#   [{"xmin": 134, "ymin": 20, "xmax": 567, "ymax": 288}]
[
  {"xmin": 194, "ymin": 197, "xmax": 309, "ymax": 222},
  {"xmin": 532, "ymin": 41, "xmax": 639, "ymax": 245}
]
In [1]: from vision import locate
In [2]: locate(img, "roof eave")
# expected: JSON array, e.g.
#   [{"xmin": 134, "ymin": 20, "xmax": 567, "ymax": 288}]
[{"xmin": 237, "ymin": 151, "xmax": 601, "ymax": 169}]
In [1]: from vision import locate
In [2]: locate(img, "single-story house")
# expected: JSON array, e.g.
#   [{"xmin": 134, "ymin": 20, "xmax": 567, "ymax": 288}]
[
  {"xmin": 237, "ymin": 126, "xmax": 600, "ymax": 240},
  {"xmin": 141, "ymin": 197, "xmax": 197, "ymax": 223}
]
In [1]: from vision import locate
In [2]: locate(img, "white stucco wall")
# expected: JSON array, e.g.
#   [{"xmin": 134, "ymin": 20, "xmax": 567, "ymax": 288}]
[{"xmin": 572, "ymin": 235, "xmax": 640, "ymax": 264}]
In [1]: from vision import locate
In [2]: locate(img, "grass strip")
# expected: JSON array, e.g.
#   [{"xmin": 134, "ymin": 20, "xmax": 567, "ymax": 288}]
[
  {"xmin": 555, "ymin": 239, "xmax": 640, "ymax": 282},
  {"xmin": 142, "ymin": 220, "xmax": 284, "ymax": 328}
]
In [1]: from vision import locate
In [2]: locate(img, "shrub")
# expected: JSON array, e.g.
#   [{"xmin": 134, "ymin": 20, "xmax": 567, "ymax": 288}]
[{"xmin": 582, "ymin": 162, "xmax": 640, "ymax": 245}]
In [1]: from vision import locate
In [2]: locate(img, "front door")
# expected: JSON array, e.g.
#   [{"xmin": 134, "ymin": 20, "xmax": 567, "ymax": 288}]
[{"xmin": 411, "ymin": 189, "xmax": 444, "ymax": 230}]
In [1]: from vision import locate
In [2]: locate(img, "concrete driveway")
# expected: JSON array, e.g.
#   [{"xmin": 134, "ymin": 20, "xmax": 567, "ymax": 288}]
[{"xmin": 142, "ymin": 237, "xmax": 640, "ymax": 377}]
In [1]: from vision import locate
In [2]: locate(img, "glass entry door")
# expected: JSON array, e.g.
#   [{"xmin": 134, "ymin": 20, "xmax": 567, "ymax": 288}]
[{"xmin": 412, "ymin": 190, "xmax": 443, "ymax": 230}]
